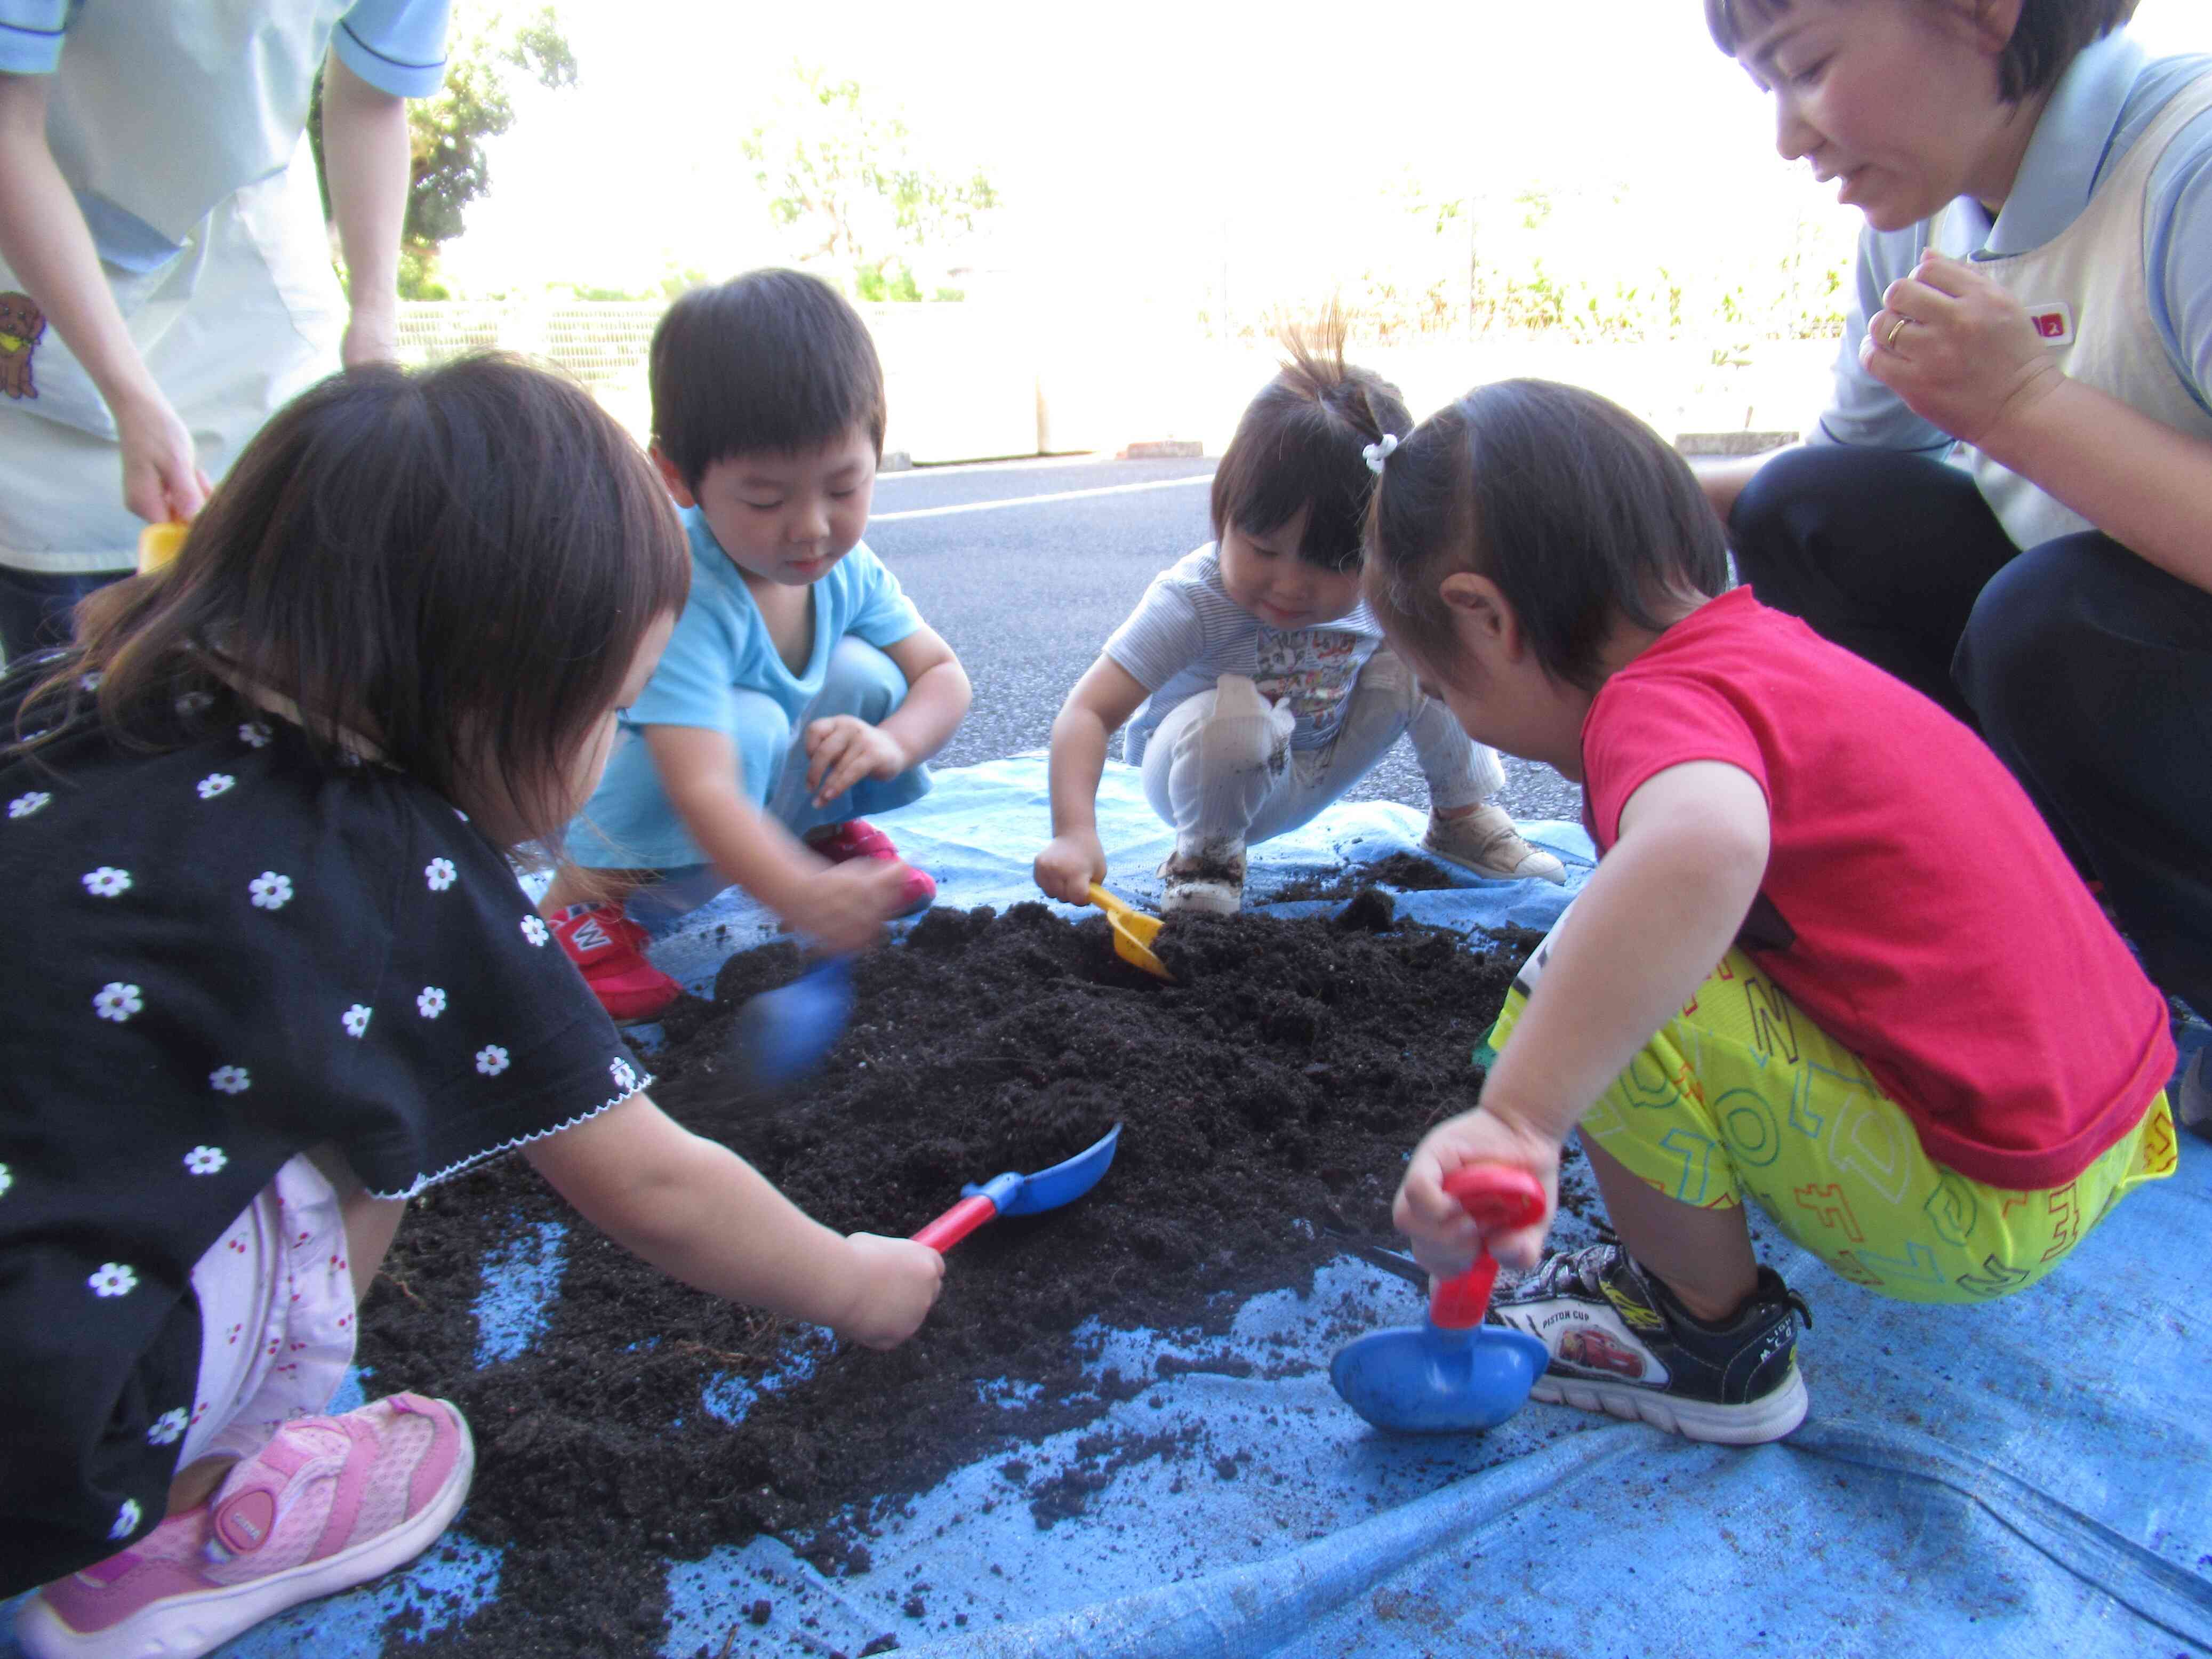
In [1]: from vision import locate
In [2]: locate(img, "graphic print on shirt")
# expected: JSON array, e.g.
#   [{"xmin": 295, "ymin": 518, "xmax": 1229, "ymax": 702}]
[
  {"xmin": 1254, "ymin": 629, "xmax": 1366, "ymax": 742},
  {"xmin": 0, "ymin": 292, "xmax": 45, "ymax": 400}
]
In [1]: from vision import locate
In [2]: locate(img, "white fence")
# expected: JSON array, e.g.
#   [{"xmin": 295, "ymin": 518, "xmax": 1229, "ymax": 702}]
[{"xmin": 396, "ymin": 300, "xmax": 1832, "ymax": 463}]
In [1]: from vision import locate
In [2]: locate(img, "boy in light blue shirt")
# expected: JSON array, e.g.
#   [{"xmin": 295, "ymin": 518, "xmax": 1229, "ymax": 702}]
[{"xmin": 544, "ymin": 269, "xmax": 972, "ymax": 1020}]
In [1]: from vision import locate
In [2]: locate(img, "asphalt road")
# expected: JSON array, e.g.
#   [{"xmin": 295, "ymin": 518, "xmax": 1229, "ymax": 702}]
[{"xmin": 867, "ymin": 454, "xmax": 1582, "ymax": 824}]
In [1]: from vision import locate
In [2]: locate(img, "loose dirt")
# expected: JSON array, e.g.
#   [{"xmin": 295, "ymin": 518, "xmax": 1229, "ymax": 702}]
[{"xmin": 357, "ymin": 896, "xmax": 1553, "ymax": 1656}]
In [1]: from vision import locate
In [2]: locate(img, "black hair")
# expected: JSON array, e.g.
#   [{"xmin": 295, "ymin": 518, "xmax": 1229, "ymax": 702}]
[
  {"xmin": 1363, "ymin": 380, "xmax": 1728, "ymax": 691},
  {"xmin": 1703, "ymin": 0, "xmax": 2138, "ymax": 101},
  {"xmin": 11, "ymin": 355, "xmax": 690, "ymax": 851},
  {"xmin": 1209, "ymin": 319, "xmax": 1412, "ymax": 574},
  {"xmin": 649, "ymin": 268, "xmax": 887, "ymax": 492}
]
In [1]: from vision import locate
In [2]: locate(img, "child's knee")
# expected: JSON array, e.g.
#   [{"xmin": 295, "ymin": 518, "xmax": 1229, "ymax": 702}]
[
  {"xmin": 1180, "ymin": 675, "xmax": 1295, "ymax": 772},
  {"xmin": 728, "ymin": 687, "xmax": 796, "ymax": 799},
  {"xmin": 818, "ymin": 637, "xmax": 910, "ymax": 723}
]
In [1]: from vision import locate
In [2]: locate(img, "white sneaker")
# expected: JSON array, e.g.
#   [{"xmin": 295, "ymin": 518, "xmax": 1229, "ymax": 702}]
[
  {"xmin": 1424, "ymin": 803, "xmax": 1566, "ymax": 885},
  {"xmin": 1158, "ymin": 845, "xmax": 1245, "ymax": 916}
]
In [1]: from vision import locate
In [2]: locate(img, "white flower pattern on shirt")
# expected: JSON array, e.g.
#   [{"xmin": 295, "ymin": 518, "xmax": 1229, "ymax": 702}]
[
  {"xmin": 184, "ymin": 1145, "xmax": 228, "ymax": 1175},
  {"xmin": 89, "ymin": 1263, "xmax": 137, "ymax": 1298},
  {"xmin": 611, "ymin": 1056, "xmax": 638, "ymax": 1095},
  {"xmin": 147, "ymin": 1408, "xmax": 188, "ymax": 1446},
  {"xmin": 249, "ymin": 871, "xmax": 293, "ymax": 910},
  {"xmin": 196, "ymin": 774, "xmax": 235, "ymax": 800},
  {"xmin": 209, "ymin": 1066, "xmax": 249, "ymax": 1095},
  {"xmin": 82, "ymin": 867, "xmax": 131, "ymax": 897},
  {"xmin": 475, "ymin": 1045, "xmax": 509, "ymax": 1076},
  {"xmin": 424, "ymin": 857, "xmax": 457, "ymax": 892},
  {"xmin": 94, "ymin": 982, "xmax": 142, "ymax": 1022},
  {"xmin": 79, "ymin": 672, "xmax": 101, "ymax": 693},
  {"xmin": 0, "ymin": 1162, "xmax": 11, "ymax": 1198},
  {"xmin": 342, "ymin": 1004, "xmax": 372, "ymax": 1038},
  {"xmin": 8, "ymin": 791, "xmax": 50, "ymax": 819},
  {"xmin": 520, "ymin": 915, "xmax": 549, "ymax": 947},
  {"xmin": 238, "ymin": 721, "xmax": 273, "ymax": 748},
  {"xmin": 109, "ymin": 1498, "xmax": 140, "ymax": 1540},
  {"xmin": 416, "ymin": 986, "xmax": 446, "ymax": 1019}
]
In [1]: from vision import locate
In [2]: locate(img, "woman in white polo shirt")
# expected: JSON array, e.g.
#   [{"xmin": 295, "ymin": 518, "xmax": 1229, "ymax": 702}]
[
  {"xmin": 0, "ymin": 1, "xmax": 448, "ymax": 659},
  {"xmin": 1698, "ymin": 0, "xmax": 2212, "ymax": 1055}
]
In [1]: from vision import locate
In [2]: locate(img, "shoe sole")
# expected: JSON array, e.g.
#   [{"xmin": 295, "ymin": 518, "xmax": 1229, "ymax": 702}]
[
  {"xmin": 1532, "ymin": 1365, "xmax": 1808, "ymax": 1445},
  {"xmin": 17, "ymin": 1410, "xmax": 477, "ymax": 1659}
]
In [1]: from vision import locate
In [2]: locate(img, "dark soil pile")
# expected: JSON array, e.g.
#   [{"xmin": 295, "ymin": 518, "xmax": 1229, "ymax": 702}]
[
  {"xmin": 1267, "ymin": 850, "xmax": 1461, "ymax": 903},
  {"xmin": 356, "ymin": 896, "xmax": 1544, "ymax": 1657}
]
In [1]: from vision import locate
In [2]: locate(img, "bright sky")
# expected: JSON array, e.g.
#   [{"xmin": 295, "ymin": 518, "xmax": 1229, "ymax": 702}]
[{"xmin": 442, "ymin": 0, "xmax": 2208, "ymax": 310}]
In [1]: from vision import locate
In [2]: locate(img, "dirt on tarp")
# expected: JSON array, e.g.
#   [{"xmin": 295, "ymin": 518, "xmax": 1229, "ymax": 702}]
[{"xmin": 355, "ymin": 895, "xmax": 1554, "ymax": 1658}]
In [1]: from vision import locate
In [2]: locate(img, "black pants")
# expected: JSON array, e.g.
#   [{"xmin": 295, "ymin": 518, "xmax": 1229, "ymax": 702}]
[{"xmin": 1730, "ymin": 445, "xmax": 2212, "ymax": 1018}]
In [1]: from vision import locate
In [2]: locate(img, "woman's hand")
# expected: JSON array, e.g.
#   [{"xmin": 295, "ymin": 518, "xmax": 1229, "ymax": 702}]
[
  {"xmin": 1863, "ymin": 251, "xmax": 2065, "ymax": 447},
  {"xmin": 1033, "ymin": 829, "xmax": 1107, "ymax": 905},
  {"xmin": 1393, "ymin": 1107, "xmax": 1562, "ymax": 1276},
  {"xmin": 113, "ymin": 387, "xmax": 211, "ymax": 524}
]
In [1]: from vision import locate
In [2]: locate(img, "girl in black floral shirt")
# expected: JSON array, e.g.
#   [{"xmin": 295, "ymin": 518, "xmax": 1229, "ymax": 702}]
[{"xmin": 1, "ymin": 357, "xmax": 944, "ymax": 1658}]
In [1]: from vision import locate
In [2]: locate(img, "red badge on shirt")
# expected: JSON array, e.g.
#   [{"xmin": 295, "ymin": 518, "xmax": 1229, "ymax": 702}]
[{"xmin": 2027, "ymin": 302, "xmax": 2074, "ymax": 345}]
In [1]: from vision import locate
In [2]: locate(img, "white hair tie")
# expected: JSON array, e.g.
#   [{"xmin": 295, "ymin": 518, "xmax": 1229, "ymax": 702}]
[{"xmin": 1363, "ymin": 433, "xmax": 1399, "ymax": 475}]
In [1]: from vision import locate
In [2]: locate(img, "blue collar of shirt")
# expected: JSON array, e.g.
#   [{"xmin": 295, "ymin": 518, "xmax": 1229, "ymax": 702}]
[{"xmin": 1966, "ymin": 30, "xmax": 2146, "ymax": 258}]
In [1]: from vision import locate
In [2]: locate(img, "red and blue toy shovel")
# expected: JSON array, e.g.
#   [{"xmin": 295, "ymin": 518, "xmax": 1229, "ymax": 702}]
[
  {"xmin": 912, "ymin": 1124, "xmax": 1123, "ymax": 1252},
  {"xmin": 1329, "ymin": 1165, "xmax": 1552, "ymax": 1433}
]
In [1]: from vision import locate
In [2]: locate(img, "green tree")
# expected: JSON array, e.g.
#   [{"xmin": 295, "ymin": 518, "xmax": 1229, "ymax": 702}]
[
  {"xmin": 740, "ymin": 65, "xmax": 998, "ymax": 300},
  {"xmin": 312, "ymin": 3, "xmax": 576, "ymax": 299}
]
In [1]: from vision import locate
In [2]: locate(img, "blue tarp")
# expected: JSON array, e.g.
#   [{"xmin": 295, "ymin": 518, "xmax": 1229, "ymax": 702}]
[{"xmin": 10, "ymin": 756, "xmax": 2208, "ymax": 1659}]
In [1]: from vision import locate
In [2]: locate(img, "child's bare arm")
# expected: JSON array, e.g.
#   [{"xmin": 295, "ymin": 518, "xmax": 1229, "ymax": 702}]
[
  {"xmin": 524, "ymin": 1093, "xmax": 943, "ymax": 1349},
  {"xmin": 1396, "ymin": 761, "xmax": 1769, "ymax": 1272},
  {"xmin": 0, "ymin": 71, "xmax": 207, "ymax": 523},
  {"xmin": 803, "ymin": 623, "xmax": 972, "ymax": 807},
  {"xmin": 643, "ymin": 725, "xmax": 908, "ymax": 952},
  {"xmin": 1033, "ymin": 655, "xmax": 1150, "ymax": 903}
]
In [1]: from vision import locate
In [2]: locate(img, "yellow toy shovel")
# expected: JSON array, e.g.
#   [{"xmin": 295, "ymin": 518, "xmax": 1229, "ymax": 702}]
[
  {"xmin": 137, "ymin": 520, "xmax": 187, "ymax": 573},
  {"xmin": 1087, "ymin": 882, "xmax": 1172, "ymax": 981}
]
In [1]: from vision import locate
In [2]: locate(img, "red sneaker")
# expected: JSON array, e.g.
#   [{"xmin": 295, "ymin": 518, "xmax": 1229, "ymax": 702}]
[
  {"xmin": 549, "ymin": 901, "xmax": 680, "ymax": 1021},
  {"xmin": 805, "ymin": 819, "xmax": 935, "ymax": 915}
]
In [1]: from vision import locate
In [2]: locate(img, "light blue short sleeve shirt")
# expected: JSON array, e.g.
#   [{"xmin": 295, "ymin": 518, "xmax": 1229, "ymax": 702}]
[
  {"xmin": 626, "ymin": 507, "xmax": 923, "ymax": 738},
  {"xmin": 1813, "ymin": 33, "xmax": 2212, "ymax": 453},
  {"xmin": 0, "ymin": 1, "xmax": 449, "ymax": 269}
]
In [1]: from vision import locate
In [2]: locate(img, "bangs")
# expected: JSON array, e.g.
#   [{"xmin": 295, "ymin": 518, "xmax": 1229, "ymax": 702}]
[{"xmin": 1704, "ymin": 0, "xmax": 1789, "ymax": 53}]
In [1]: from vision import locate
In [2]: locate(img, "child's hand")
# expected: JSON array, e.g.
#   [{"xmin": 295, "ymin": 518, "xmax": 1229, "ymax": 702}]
[
  {"xmin": 1393, "ymin": 1108, "xmax": 1562, "ymax": 1277},
  {"xmin": 1863, "ymin": 252, "xmax": 2064, "ymax": 448},
  {"xmin": 804, "ymin": 715, "xmax": 909, "ymax": 808},
  {"xmin": 114, "ymin": 388, "xmax": 212, "ymax": 525},
  {"xmin": 834, "ymin": 1232, "xmax": 946, "ymax": 1349},
  {"xmin": 786, "ymin": 858, "xmax": 913, "ymax": 954},
  {"xmin": 1033, "ymin": 829, "xmax": 1107, "ymax": 905}
]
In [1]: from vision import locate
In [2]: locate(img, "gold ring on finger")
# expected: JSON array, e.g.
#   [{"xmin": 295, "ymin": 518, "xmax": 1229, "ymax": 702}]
[{"xmin": 1886, "ymin": 314, "xmax": 1911, "ymax": 350}]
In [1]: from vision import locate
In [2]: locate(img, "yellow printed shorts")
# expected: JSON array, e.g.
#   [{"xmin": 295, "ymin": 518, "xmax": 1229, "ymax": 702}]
[{"xmin": 1485, "ymin": 948, "xmax": 2178, "ymax": 1305}]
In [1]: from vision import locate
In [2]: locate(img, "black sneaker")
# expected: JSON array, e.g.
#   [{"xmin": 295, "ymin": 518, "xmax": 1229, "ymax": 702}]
[{"xmin": 1489, "ymin": 1244, "xmax": 1811, "ymax": 1444}]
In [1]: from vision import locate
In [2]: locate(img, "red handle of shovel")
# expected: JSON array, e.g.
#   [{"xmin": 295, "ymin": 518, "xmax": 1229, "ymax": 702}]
[
  {"xmin": 1426, "ymin": 1165, "xmax": 1548, "ymax": 1331},
  {"xmin": 912, "ymin": 1194, "xmax": 997, "ymax": 1254}
]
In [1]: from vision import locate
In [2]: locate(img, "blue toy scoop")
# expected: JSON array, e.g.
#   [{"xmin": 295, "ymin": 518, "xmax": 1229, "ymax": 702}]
[
  {"xmin": 728, "ymin": 956, "xmax": 854, "ymax": 1092},
  {"xmin": 1329, "ymin": 1166, "xmax": 1552, "ymax": 1434},
  {"xmin": 911, "ymin": 1125, "xmax": 1123, "ymax": 1252}
]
